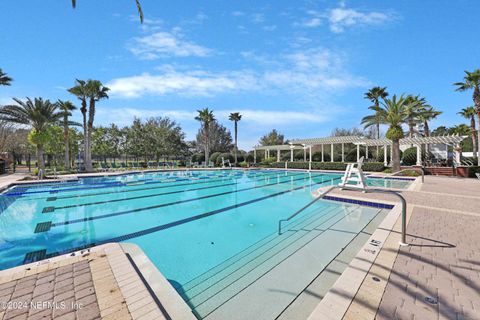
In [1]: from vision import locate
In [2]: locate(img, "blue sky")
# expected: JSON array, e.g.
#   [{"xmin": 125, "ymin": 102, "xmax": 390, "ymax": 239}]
[{"xmin": 0, "ymin": 1, "xmax": 478, "ymax": 150}]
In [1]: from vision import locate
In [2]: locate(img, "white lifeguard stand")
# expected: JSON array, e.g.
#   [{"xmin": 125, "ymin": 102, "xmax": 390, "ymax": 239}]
[
  {"xmin": 221, "ymin": 157, "xmax": 232, "ymax": 168},
  {"xmin": 339, "ymin": 157, "xmax": 367, "ymax": 191}
]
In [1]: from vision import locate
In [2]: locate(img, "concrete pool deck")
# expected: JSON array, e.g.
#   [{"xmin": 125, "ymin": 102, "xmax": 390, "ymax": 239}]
[{"xmin": 0, "ymin": 171, "xmax": 478, "ymax": 319}]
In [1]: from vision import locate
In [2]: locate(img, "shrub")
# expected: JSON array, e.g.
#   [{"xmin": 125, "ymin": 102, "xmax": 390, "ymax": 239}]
[
  {"xmin": 238, "ymin": 161, "xmax": 248, "ymax": 167},
  {"xmin": 268, "ymin": 161, "xmax": 385, "ymax": 172},
  {"xmin": 395, "ymin": 169, "xmax": 420, "ymax": 177},
  {"xmin": 209, "ymin": 152, "xmax": 222, "ymax": 164},
  {"xmin": 467, "ymin": 166, "xmax": 480, "ymax": 178},
  {"xmin": 191, "ymin": 153, "xmax": 205, "ymax": 163}
]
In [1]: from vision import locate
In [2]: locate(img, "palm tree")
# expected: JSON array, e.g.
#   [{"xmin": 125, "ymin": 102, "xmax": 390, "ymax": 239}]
[
  {"xmin": 0, "ymin": 98, "xmax": 62, "ymax": 171},
  {"xmin": 403, "ymin": 95, "xmax": 428, "ymax": 138},
  {"xmin": 68, "ymin": 80, "xmax": 89, "ymax": 171},
  {"xmin": 372, "ymin": 95, "xmax": 408, "ymax": 172},
  {"xmin": 454, "ymin": 69, "xmax": 480, "ymax": 165},
  {"xmin": 418, "ymin": 107, "xmax": 441, "ymax": 138},
  {"xmin": 195, "ymin": 108, "xmax": 215, "ymax": 165},
  {"xmin": 0, "ymin": 68, "xmax": 12, "ymax": 86},
  {"xmin": 56, "ymin": 100, "xmax": 77, "ymax": 171},
  {"xmin": 71, "ymin": 0, "xmax": 144, "ymax": 23},
  {"xmin": 86, "ymin": 80, "xmax": 109, "ymax": 172},
  {"xmin": 229, "ymin": 112, "xmax": 242, "ymax": 165},
  {"xmin": 458, "ymin": 106, "xmax": 477, "ymax": 157},
  {"xmin": 364, "ymin": 87, "xmax": 388, "ymax": 139}
]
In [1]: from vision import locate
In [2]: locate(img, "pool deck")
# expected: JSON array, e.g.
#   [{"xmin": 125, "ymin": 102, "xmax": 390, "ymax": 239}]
[
  {"xmin": 309, "ymin": 175, "xmax": 480, "ymax": 320},
  {"xmin": 1, "ymin": 171, "xmax": 479, "ymax": 319},
  {"xmin": 0, "ymin": 243, "xmax": 195, "ymax": 320}
]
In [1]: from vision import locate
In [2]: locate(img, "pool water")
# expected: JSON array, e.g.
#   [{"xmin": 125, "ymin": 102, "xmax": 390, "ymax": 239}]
[{"xmin": 0, "ymin": 170, "xmax": 409, "ymax": 318}]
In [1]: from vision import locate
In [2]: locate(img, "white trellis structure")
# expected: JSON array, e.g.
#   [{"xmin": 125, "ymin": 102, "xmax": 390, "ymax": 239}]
[{"xmin": 252, "ymin": 134, "xmax": 467, "ymax": 166}]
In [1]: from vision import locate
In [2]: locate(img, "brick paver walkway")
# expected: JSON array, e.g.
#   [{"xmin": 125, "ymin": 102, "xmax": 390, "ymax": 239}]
[
  {"xmin": 376, "ymin": 207, "xmax": 480, "ymax": 320},
  {"xmin": 0, "ymin": 260, "xmax": 100, "ymax": 320}
]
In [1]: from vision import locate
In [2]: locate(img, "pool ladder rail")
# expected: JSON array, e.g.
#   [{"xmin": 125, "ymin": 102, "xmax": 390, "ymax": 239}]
[{"xmin": 277, "ymin": 185, "xmax": 408, "ymax": 246}]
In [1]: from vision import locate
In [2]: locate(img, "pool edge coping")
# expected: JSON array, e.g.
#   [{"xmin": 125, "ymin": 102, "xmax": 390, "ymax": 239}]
[{"xmin": 306, "ymin": 194, "xmax": 404, "ymax": 320}]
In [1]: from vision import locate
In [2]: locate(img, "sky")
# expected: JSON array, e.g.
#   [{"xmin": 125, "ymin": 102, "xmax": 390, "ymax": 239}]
[{"xmin": 0, "ymin": 0, "xmax": 479, "ymax": 150}]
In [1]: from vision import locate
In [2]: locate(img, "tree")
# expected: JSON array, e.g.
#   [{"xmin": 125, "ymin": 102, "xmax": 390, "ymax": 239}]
[
  {"xmin": 458, "ymin": 106, "xmax": 477, "ymax": 157},
  {"xmin": 195, "ymin": 121, "xmax": 232, "ymax": 155},
  {"xmin": 69, "ymin": 79, "xmax": 109, "ymax": 172},
  {"xmin": 259, "ymin": 129, "xmax": 285, "ymax": 146},
  {"xmin": 454, "ymin": 69, "xmax": 480, "ymax": 165},
  {"xmin": 68, "ymin": 80, "xmax": 89, "ymax": 170},
  {"xmin": 71, "ymin": 0, "xmax": 144, "ymax": 23},
  {"xmin": 85, "ymin": 80, "xmax": 109, "ymax": 171},
  {"xmin": 0, "ymin": 68, "xmax": 12, "ymax": 86},
  {"xmin": 195, "ymin": 108, "xmax": 215, "ymax": 164},
  {"xmin": 364, "ymin": 86, "xmax": 388, "ymax": 139},
  {"xmin": 418, "ymin": 106, "xmax": 441, "ymax": 138},
  {"xmin": 56, "ymin": 100, "xmax": 77, "ymax": 170},
  {"xmin": 0, "ymin": 98, "xmax": 62, "ymax": 171},
  {"xmin": 229, "ymin": 112, "xmax": 242, "ymax": 164},
  {"xmin": 371, "ymin": 95, "xmax": 409, "ymax": 172}
]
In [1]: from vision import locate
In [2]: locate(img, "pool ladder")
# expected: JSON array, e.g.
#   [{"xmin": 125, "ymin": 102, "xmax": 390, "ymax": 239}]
[{"xmin": 277, "ymin": 185, "xmax": 408, "ymax": 245}]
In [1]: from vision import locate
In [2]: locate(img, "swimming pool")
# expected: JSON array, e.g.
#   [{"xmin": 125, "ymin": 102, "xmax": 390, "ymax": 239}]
[{"xmin": 0, "ymin": 169, "xmax": 409, "ymax": 319}]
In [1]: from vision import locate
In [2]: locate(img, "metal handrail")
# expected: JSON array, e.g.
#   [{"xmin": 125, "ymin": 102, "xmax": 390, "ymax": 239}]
[{"xmin": 278, "ymin": 185, "xmax": 408, "ymax": 245}]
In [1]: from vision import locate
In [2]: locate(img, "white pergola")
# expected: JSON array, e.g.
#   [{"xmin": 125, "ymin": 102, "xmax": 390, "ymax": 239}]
[{"xmin": 253, "ymin": 135, "xmax": 467, "ymax": 166}]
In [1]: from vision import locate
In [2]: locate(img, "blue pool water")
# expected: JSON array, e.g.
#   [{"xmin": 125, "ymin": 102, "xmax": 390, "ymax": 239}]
[{"xmin": 0, "ymin": 169, "xmax": 410, "ymax": 317}]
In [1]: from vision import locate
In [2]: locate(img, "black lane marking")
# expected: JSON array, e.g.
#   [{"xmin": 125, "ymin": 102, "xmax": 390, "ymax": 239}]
[
  {"xmin": 42, "ymin": 207, "xmax": 55, "ymax": 213},
  {"xmin": 23, "ymin": 249, "xmax": 47, "ymax": 264},
  {"xmin": 51, "ymin": 174, "xmax": 327, "ymax": 227},
  {"xmin": 18, "ymin": 170, "xmax": 285, "ymax": 202},
  {"xmin": 39, "ymin": 178, "xmax": 334, "ymax": 260},
  {"xmin": 34, "ymin": 222, "xmax": 52, "ymax": 233},
  {"xmin": 49, "ymin": 172, "xmax": 311, "ymax": 212}
]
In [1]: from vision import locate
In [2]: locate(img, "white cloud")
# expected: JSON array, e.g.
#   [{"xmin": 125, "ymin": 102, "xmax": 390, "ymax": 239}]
[
  {"xmin": 216, "ymin": 109, "xmax": 327, "ymax": 125},
  {"xmin": 232, "ymin": 11, "xmax": 245, "ymax": 17},
  {"xmin": 329, "ymin": 7, "xmax": 390, "ymax": 33},
  {"xmin": 262, "ymin": 25, "xmax": 277, "ymax": 31},
  {"xmin": 303, "ymin": 18, "xmax": 322, "ymax": 28},
  {"xmin": 108, "ymin": 48, "xmax": 368, "ymax": 98},
  {"xmin": 128, "ymin": 31, "xmax": 212, "ymax": 59},
  {"xmin": 251, "ymin": 13, "xmax": 265, "ymax": 24},
  {"xmin": 107, "ymin": 68, "xmax": 260, "ymax": 98},
  {"xmin": 301, "ymin": 5, "xmax": 393, "ymax": 33}
]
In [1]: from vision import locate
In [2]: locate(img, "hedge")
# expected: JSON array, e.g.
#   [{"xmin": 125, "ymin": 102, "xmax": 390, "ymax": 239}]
[
  {"xmin": 268, "ymin": 161, "xmax": 385, "ymax": 172},
  {"xmin": 467, "ymin": 166, "xmax": 480, "ymax": 178}
]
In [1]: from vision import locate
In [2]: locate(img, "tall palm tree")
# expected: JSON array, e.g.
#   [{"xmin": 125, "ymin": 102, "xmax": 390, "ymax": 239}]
[
  {"xmin": 85, "ymin": 80, "xmax": 109, "ymax": 172},
  {"xmin": 372, "ymin": 95, "xmax": 408, "ymax": 172},
  {"xmin": 56, "ymin": 100, "xmax": 77, "ymax": 170},
  {"xmin": 454, "ymin": 69, "xmax": 480, "ymax": 164},
  {"xmin": 71, "ymin": 0, "xmax": 144, "ymax": 23},
  {"xmin": 458, "ymin": 106, "xmax": 477, "ymax": 157},
  {"xmin": 0, "ymin": 68, "xmax": 12, "ymax": 86},
  {"xmin": 68, "ymin": 79, "xmax": 89, "ymax": 171},
  {"xmin": 403, "ymin": 95, "xmax": 428, "ymax": 138},
  {"xmin": 364, "ymin": 87, "xmax": 388, "ymax": 139},
  {"xmin": 229, "ymin": 112, "xmax": 242, "ymax": 165},
  {"xmin": 0, "ymin": 98, "xmax": 62, "ymax": 171},
  {"xmin": 195, "ymin": 108, "xmax": 215, "ymax": 165},
  {"xmin": 418, "ymin": 107, "xmax": 441, "ymax": 138}
]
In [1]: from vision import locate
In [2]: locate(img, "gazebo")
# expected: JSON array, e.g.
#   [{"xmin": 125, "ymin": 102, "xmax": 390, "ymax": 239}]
[{"xmin": 253, "ymin": 135, "xmax": 468, "ymax": 166}]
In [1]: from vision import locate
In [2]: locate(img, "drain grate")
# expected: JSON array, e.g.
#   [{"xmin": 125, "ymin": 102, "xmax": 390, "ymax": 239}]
[
  {"xmin": 34, "ymin": 221, "xmax": 52, "ymax": 233},
  {"xmin": 23, "ymin": 249, "xmax": 47, "ymax": 264},
  {"xmin": 42, "ymin": 206, "xmax": 55, "ymax": 213},
  {"xmin": 424, "ymin": 296, "xmax": 438, "ymax": 305},
  {"xmin": 46, "ymin": 197, "xmax": 57, "ymax": 202}
]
